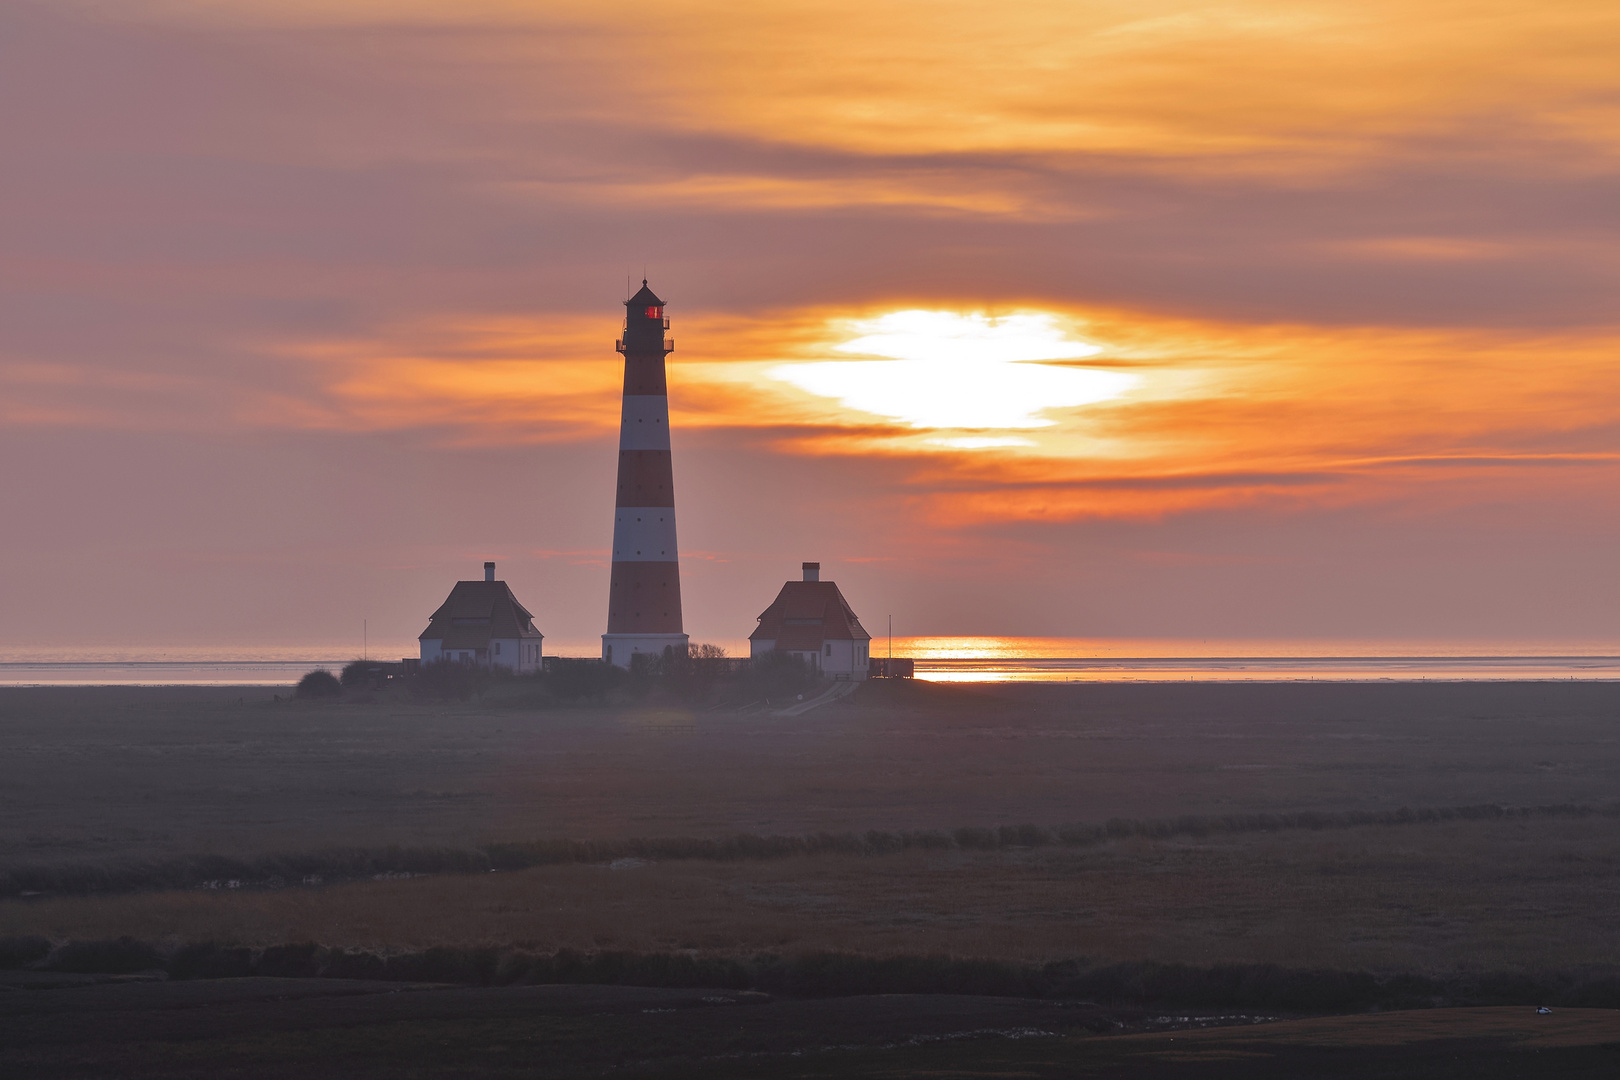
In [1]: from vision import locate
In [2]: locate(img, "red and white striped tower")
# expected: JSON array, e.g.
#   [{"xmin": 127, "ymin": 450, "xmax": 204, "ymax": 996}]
[{"xmin": 602, "ymin": 280, "xmax": 689, "ymax": 668}]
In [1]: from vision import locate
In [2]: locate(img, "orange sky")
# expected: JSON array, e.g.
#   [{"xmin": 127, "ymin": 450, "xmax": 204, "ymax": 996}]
[{"xmin": 3, "ymin": 1, "xmax": 1619, "ymax": 649}]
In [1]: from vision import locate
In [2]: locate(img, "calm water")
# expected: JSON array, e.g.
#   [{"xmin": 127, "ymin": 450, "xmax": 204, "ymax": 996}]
[
  {"xmin": 2, "ymin": 639, "xmax": 1618, "ymax": 685},
  {"xmin": 0, "ymin": 645, "xmax": 406, "ymax": 687}
]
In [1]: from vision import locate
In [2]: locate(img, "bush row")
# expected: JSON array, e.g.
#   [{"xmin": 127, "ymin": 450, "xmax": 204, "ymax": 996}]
[
  {"xmin": 0, "ymin": 846, "xmax": 495, "ymax": 897},
  {"xmin": 368, "ymin": 646, "xmax": 805, "ymax": 705},
  {"xmin": 5, "ymin": 937, "xmax": 1620, "ymax": 1012},
  {"xmin": 5, "ymin": 802, "xmax": 1615, "ymax": 897}
]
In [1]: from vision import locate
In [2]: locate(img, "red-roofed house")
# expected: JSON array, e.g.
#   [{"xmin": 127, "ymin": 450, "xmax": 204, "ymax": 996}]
[
  {"xmin": 748, "ymin": 562, "xmax": 872, "ymax": 680},
  {"xmin": 419, "ymin": 562, "xmax": 544, "ymax": 673}
]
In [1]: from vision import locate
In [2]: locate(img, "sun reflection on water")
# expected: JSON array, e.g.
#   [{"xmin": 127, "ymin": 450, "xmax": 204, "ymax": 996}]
[{"xmin": 884, "ymin": 637, "xmax": 1620, "ymax": 683}]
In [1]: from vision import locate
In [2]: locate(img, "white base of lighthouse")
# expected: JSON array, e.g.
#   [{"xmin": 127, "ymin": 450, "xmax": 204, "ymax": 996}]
[{"xmin": 602, "ymin": 633, "xmax": 690, "ymax": 670}]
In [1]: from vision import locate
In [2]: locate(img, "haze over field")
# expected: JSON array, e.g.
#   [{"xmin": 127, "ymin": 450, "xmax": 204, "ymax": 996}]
[{"xmin": 3, "ymin": 1, "xmax": 1618, "ymax": 649}]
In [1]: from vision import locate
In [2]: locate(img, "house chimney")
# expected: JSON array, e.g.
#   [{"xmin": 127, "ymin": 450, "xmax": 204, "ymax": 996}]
[
  {"xmin": 484, "ymin": 561, "xmax": 496, "ymax": 582},
  {"xmin": 803, "ymin": 562, "xmax": 820, "ymax": 582}
]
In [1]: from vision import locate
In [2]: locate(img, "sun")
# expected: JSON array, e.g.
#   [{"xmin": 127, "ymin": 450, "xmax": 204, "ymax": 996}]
[{"xmin": 772, "ymin": 310, "xmax": 1136, "ymax": 432}]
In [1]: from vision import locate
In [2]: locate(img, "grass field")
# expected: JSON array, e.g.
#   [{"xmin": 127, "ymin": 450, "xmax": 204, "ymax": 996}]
[
  {"xmin": 5, "ymin": 679, "xmax": 1618, "ymax": 867},
  {"xmin": 4, "ymin": 679, "xmax": 1619, "ymax": 973},
  {"xmin": 4, "ymin": 679, "xmax": 1619, "ymax": 1076}
]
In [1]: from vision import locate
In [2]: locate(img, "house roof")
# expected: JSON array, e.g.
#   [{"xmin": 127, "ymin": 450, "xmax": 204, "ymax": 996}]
[
  {"xmin": 749, "ymin": 580, "xmax": 871, "ymax": 647},
  {"xmin": 419, "ymin": 580, "xmax": 544, "ymax": 649}
]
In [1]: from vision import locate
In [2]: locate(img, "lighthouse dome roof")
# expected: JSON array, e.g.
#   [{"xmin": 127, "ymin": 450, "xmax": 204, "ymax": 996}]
[{"xmin": 626, "ymin": 280, "xmax": 665, "ymax": 307}]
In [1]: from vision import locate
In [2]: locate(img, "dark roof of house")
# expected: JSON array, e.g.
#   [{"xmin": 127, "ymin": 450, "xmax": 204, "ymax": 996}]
[
  {"xmin": 749, "ymin": 580, "xmax": 871, "ymax": 649},
  {"xmin": 419, "ymin": 580, "xmax": 544, "ymax": 650},
  {"xmin": 626, "ymin": 280, "xmax": 664, "ymax": 307}
]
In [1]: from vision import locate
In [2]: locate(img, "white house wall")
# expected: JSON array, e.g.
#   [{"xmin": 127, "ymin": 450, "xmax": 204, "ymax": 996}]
[
  {"xmin": 420, "ymin": 638, "xmax": 542, "ymax": 673},
  {"xmin": 750, "ymin": 637, "xmax": 870, "ymax": 680},
  {"xmin": 490, "ymin": 639, "xmax": 544, "ymax": 673},
  {"xmin": 820, "ymin": 639, "xmax": 869, "ymax": 680}
]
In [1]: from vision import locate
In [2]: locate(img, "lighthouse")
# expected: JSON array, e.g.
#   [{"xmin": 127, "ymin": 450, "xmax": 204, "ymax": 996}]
[{"xmin": 602, "ymin": 281, "xmax": 689, "ymax": 668}]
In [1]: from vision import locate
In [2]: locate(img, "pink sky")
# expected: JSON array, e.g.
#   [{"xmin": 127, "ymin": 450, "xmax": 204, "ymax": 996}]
[{"xmin": 3, "ymin": 2, "xmax": 1619, "ymax": 652}]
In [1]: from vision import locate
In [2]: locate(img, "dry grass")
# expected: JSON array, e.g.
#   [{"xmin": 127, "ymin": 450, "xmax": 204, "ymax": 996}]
[
  {"xmin": 8, "ymin": 814, "xmax": 1620, "ymax": 976},
  {"xmin": 4, "ymin": 681, "xmax": 1618, "ymax": 868}
]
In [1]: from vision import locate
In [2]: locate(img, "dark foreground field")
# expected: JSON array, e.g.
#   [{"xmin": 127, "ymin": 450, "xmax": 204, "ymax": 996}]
[
  {"xmin": 3, "ymin": 679, "xmax": 1619, "ymax": 1076},
  {"xmin": 4, "ymin": 973, "xmax": 1618, "ymax": 1079}
]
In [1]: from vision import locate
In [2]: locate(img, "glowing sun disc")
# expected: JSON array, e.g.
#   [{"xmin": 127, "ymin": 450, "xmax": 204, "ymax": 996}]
[{"xmin": 773, "ymin": 310, "xmax": 1136, "ymax": 430}]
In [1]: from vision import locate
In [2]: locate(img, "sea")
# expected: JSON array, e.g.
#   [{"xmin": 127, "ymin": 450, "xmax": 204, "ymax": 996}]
[{"xmin": 1, "ymin": 639, "xmax": 1617, "ymax": 686}]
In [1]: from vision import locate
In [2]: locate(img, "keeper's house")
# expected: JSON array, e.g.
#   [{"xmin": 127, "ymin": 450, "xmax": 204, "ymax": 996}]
[
  {"xmin": 748, "ymin": 562, "xmax": 872, "ymax": 680},
  {"xmin": 419, "ymin": 562, "xmax": 543, "ymax": 673}
]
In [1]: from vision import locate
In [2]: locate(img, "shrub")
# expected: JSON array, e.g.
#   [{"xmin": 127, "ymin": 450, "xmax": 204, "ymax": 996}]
[
  {"xmin": 412, "ymin": 660, "xmax": 479, "ymax": 701},
  {"xmin": 624, "ymin": 651, "xmax": 663, "ymax": 700},
  {"xmin": 12, "ymin": 802, "xmax": 1612, "ymax": 899},
  {"xmin": 661, "ymin": 643, "xmax": 729, "ymax": 703},
  {"xmin": 45, "ymin": 937, "xmax": 162, "ymax": 974},
  {"xmin": 340, "ymin": 660, "xmax": 384, "ymax": 687},
  {"xmin": 746, "ymin": 650, "xmax": 817, "ymax": 703},
  {"xmin": 294, "ymin": 670, "xmax": 341, "ymax": 699},
  {"xmin": 0, "ymin": 936, "xmax": 50, "ymax": 969},
  {"xmin": 33, "ymin": 936, "xmax": 1620, "ymax": 1010},
  {"xmin": 545, "ymin": 658, "xmax": 623, "ymax": 704},
  {"xmin": 170, "ymin": 943, "xmax": 255, "ymax": 980}
]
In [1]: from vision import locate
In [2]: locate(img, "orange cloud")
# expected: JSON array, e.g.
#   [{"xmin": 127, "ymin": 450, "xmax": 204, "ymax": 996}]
[
  {"xmin": 108, "ymin": 1, "xmax": 1620, "ymax": 176},
  {"xmin": 11, "ymin": 283, "xmax": 1615, "ymax": 531},
  {"xmin": 225, "ymin": 300, "xmax": 1617, "ymax": 526},
  {"xmin": 1327, "ymin": 238, "xmax": 1515, "ymax": 263}
]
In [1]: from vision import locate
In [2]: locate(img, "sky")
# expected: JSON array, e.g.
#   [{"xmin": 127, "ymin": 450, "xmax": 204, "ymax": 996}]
[{"xmin": 3, "ymin": 0, "xmax": 1619, "ymax": 653}]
